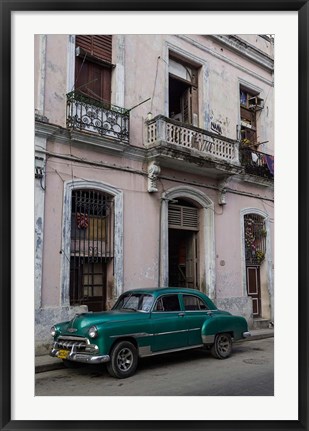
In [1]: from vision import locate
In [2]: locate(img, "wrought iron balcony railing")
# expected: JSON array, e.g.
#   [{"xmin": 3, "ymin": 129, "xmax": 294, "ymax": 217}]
[
  {"xmin": 240, "ymin": 146, "xmax": 274, "ymax": 180},
  {"xmin": 146, "ymin": 115, "xmax": 240, "ymax": 165},
  {"xmin": 66, "ymin": 91, "xmax": 130, "ymax": 143}
]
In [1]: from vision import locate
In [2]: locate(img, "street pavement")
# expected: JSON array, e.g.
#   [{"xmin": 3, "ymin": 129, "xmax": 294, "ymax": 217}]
[
  {"xmin": 35, "ymin": 328, "xmax": 274, "ymax": 374},
  {"xmin": 35, "ymin": 336, "xmax": 274, "ymax": 396}
]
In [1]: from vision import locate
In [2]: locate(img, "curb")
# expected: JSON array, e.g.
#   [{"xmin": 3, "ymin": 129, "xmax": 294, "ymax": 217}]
[{"xmin": 35, "ymin": 360, "xmax": 65, "ymax": 374}]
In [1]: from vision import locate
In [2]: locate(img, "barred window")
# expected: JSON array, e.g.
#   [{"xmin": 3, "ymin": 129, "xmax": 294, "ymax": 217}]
[
  {"xmin": 244, "ymin": 214, "xmax": 266, "ymax": 266},
  {"xmin": 70, "ymin": 189, "xmax": 114, "ymax": 311}
]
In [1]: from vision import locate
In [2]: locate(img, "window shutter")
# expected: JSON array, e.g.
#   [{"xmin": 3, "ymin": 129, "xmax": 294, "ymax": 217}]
[
  {"xmin": 190, "ymin": 86, "xmax": 199, "ymax": 127},
  {"xmin": 181, "ymin": 85, "xmax": 198, "ymax": 126},
  {"xmin": 168, "ymin": 205, "xmax": 182, "ymax": 227},
  {"xmin": 183, "ymin": 207, "xmax": 198, "ymax": 229},
  {"xmin": 181, "ymin": 88, "xmax": 191, "ymax": 124},
  {"xmin": 76, "ymin": 35, "xmax": 112, "ymax": 64},
  {"xmin": 168, "ymin": 205, "xmax": 198, "ymax": 230},
  {"xmin": 75, "ymin": 35, "xmax": 112, "ymax": 102}
]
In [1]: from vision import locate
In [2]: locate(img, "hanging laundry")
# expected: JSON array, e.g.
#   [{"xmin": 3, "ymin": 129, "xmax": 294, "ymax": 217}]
[
  {"xmin": 251, "ymin": 152, "xmax": 258, "ymax": 163},
  {"xmin": 265, "ymin": 155, "xmax": 274, "ymax": 175}
]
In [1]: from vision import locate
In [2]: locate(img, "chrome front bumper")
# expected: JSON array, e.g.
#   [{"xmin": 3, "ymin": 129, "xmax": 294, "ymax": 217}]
[
  {"xmin": 50, "ymin": 347, "xmax": 110, "ymax": 364},
  {"xmin": 50, "ymin": 336, "xmax": 110, "ymax": 364},
  {"xmin": 242, "ymin": 331, "xmax": 251, "ymax": 338}
]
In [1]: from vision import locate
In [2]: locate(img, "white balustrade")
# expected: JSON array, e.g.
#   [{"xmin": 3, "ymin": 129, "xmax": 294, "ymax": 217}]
[{"xmin": 146, "ymin": 116, "xmax": 239, "ymax": 164}]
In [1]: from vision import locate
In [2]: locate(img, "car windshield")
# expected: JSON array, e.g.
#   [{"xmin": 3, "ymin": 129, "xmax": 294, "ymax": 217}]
[{"xmin": 112, "ymin": 293, "xmax": 154, "ymax": 312}]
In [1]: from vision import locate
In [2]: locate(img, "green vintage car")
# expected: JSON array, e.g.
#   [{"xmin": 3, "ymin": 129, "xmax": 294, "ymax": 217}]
[{"xmin": 50, "ymin": 287, "xmax": 250, "ymax": 378}]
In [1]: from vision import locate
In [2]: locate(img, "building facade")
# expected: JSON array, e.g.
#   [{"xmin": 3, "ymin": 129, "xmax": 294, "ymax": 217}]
[{"xmin": 34, "ymin": 34, "xmax": 274, "ymax": 353}]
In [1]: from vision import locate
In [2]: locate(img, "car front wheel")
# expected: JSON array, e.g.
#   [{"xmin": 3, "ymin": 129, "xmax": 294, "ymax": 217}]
[
  {"xmin": 107, "ymin": 341, "xmax": 138, "ymax": 379},
  {"xmin": 211, "ymin": 333, "xmax": 232, "ymax": 359}
]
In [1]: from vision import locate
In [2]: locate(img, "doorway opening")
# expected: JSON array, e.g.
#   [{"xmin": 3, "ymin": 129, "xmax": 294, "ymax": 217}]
[
  {"xmin": 168, "ymin": 56, "xmax": 199, "ymax": 126},
  {"xmin": 168, "ymin": 199, "xmax": 199, "ymax": 289},
  {"xmin": 169, "ymin": 230, "xmax": 198, "ymax": 288},
  {"xmin": 244, "ymin": 213, "xmax": 266, "ymax": 318}
]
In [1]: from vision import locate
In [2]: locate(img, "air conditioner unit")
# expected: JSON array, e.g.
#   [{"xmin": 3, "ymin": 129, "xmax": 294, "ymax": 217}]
[{"xmin": 248, "ymin": 96, "xmax": 264, "ymax": 111}]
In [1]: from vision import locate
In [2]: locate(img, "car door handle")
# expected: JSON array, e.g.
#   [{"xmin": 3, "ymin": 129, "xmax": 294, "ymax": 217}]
[{"xmin": 178, "ymin": 312, "xmax": 185, "ymax": 317}]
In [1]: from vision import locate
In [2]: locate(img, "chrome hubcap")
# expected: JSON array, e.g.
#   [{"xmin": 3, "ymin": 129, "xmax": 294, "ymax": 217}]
[
  {"xmin": 116, "ymin": 348, "xmax": 133, "ymax": 371},
  {"xmin": 217, "ymin": 335, "xmax": 231, "ymax": 354}
]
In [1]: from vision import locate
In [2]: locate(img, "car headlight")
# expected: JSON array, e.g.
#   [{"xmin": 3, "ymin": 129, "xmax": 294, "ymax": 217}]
[
  {"xmin": 88, "ymin": 326, "xmax": 98, "ymax": 338},
  {"xmin": 50, "ymin": 326, "xmax": 57, "ymax": 337}
]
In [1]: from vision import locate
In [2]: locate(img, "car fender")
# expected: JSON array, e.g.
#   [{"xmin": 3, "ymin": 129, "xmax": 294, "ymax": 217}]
[
  {"xmin": 201, "ymin": 314, "xmax": 248, "ymax": 344},
  {"xmin": 94, "ymin": 317, "xmax": 152, "ymax": 354}
]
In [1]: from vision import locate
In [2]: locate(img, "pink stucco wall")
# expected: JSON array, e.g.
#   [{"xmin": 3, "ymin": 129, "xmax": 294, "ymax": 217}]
[{"xmin": 37, "ymin": 33, "xmax": 274, "ymax": 309}]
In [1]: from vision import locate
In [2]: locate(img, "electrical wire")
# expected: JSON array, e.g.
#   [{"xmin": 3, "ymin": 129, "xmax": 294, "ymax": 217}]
[{"xmin": 41, "ymin": 150, "xmax": 274, "ymax": 202}]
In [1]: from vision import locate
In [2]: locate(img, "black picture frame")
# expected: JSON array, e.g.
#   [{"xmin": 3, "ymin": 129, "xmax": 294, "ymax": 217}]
[{"xmin": 1, "ymin": 1, "xmax": 308, "ymax": 430}]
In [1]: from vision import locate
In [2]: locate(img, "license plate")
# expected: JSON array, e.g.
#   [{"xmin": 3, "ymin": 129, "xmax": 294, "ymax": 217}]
[{"xmin": 57, "ymin": 349, "xmax": 69, "ymax": 359}]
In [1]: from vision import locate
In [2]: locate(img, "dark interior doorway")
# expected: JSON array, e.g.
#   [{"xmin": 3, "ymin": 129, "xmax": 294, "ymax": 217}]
[
  {"xmin": 169, "ymin": 76, "xmax": 191, "ymax": 122},
  {"xmin": 168, "ymin": 229, "xmax": 198, "ymax": 289}
]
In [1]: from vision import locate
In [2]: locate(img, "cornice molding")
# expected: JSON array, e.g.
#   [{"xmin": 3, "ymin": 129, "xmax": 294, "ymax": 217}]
[
  {"xmin": 209, "ymin": 35, "xmax": 274, "ymax": 73},
  {"xmin": 176, "ymin": 35, "xmax": 274, "ymax": 86},
  {"xmin": 35, "ymin": 119, "xmax": 145, "ymax": 162}
]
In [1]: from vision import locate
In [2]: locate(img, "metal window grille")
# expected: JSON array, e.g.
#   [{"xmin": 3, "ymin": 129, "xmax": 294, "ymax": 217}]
[
  {"xmin": 70, "ymin": 189, "xmax": 114, "ymax": 310},
  {"xmin": 244, "ymin": 214, "xmax": 266, "ymax": 266}
]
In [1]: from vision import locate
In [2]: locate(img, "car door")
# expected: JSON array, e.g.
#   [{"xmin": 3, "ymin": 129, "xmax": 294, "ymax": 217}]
[
  {"xmin": 181, "ymin": 294, "xmax": 211, "ymax": 346},
  {"xmin": 151, "ymin": 294, "xmax": 188, "ymax": 352}
]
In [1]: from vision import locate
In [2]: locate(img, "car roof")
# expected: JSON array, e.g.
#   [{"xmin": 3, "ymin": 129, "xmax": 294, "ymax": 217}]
[
  {"xmin": 120, "ymin": 287, "xmax": 218, "ymax": 309},
  {"xmin": 124, "ymin": 287, "xmax": 208, "ymax": 296}
]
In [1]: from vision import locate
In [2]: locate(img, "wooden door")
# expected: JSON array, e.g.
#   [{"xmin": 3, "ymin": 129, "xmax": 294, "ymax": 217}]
[
  {"xmin": 75, "ymin": 57, "xmax": 111, "ymax": 103},
  {"xmin": 185, "ymin": 233, "xmax": 198, "ymax": 289},
  {"xmin": 181, "ymin": 86, "xmax": 198, "ymax": 126},
  {"xmin": 70, "ymin": 258, "xmax": 107, "ymax": 312},
  {"xmin": 246, "ymin": 266, "xmax": 261, "ymax": 317}
]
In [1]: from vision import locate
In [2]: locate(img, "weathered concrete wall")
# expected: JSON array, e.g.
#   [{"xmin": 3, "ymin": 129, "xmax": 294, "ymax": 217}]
[
  {"xmin": 35, "ymin": 305, "xmax": 87, "ymax": 355},
  {"xmin": 44, "ymin": 34, "xmax": 68, "ymax": 127},
  {"xmin": 216, "ymin": 296, "xmax": 253, "ymax": 328}
]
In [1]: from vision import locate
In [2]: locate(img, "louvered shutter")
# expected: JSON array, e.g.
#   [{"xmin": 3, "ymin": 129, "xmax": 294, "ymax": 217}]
[
  {"xmin": 168, "ymin": 205, "xmax": 198, "ymax": 231},
  {"xmin": 75, "ymin": 35, "xmax": 112, "ymax": 102},
  {"xmin": 76, "ymin": 35, "xmax": 112, "ymax": 63}
]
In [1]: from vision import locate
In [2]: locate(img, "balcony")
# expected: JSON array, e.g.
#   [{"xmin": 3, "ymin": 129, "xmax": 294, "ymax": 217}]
[
  {"xmin": 240, "ymin": 146, "xmax": 274, "ymax": 180},
  {"xmin": 145, "ymin": 115, "xmax": 242, "ymax": 177},
  {"xmin": 66, "ymin": 91, "xmax": 130, "ymax": 143}
]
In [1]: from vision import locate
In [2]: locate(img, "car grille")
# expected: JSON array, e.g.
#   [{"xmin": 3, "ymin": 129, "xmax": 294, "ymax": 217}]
[
  {"xmin": 54, "ymin": 336, "xmax": 95, "ymax": 353},
  {"xmin": 56, "ymin": 337, "xmax": 87, "ymax": 349}
]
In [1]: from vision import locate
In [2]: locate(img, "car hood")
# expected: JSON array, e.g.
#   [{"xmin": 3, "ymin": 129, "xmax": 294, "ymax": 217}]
[{"xmin": 61, "ymin": 310, "xmax": 150, "ymax": 332}]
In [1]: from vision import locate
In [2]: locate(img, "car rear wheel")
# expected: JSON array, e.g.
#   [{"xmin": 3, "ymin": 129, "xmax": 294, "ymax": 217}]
[
  {"xmin": 211, "ymin": 333, "xmax": 232, "ymax": 359},
  {"xmin": 107, "ymin": 341, "xmax": 138, "ymax": 379}
]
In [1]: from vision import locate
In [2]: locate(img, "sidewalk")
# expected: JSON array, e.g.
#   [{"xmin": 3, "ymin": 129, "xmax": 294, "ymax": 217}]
[{"xmin": 35, "ymin": 328, "xmax": 274, "ymax": 374}]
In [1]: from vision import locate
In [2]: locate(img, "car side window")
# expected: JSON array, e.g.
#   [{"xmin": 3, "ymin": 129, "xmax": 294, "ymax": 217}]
[
  {"xmin": 154, "ymin": 295, "xmax": 181, "ymax": 312},
  {"xmin": 183, "ymin": 295, "xmax": 208, "ymax": 311}
]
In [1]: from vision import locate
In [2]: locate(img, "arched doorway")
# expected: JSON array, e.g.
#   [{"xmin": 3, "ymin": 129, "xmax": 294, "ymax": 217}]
[{"xmin": 160, "ymin": 186, "xmax": 215, "ymax": 299}]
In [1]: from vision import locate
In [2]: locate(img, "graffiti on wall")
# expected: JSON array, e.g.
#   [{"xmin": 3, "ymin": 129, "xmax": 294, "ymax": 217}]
[{"xmin": 211, "ymin": 121, "xmax": 222, "ymax": 135}]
